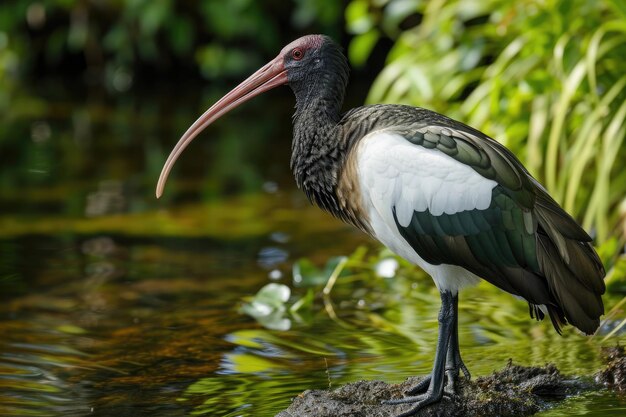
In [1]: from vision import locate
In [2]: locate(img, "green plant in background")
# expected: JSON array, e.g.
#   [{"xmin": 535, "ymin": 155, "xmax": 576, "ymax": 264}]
[
  {"xmin": 0, "ymin": 0, "xmax": 342, "ymax": 94},
  {"xmin": 346, "ymin": 0, "xmax": 626, "ymax": 246}
]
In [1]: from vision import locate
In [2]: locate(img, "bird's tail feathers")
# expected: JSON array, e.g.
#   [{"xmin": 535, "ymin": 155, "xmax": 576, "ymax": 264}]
[{"xmin": 534, "ymin": 196, "xmax": 605, "ymax": 335}]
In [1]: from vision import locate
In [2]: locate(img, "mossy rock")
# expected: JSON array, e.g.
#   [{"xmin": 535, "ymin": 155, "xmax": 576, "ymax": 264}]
[{"xmin": 276, "ymin": 362, "xmax": 593, "ymax": 417}]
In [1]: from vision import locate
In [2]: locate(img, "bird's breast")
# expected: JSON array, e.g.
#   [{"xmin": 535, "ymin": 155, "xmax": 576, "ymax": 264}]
[{"xmin": 334, "ymin": 143, "xmax": 372, "ymax": 234}]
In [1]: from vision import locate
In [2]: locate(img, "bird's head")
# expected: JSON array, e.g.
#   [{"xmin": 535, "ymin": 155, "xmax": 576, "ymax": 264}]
[{"xmin": 156, "ymin": 34, "xmax": 346, "ymax": 198}]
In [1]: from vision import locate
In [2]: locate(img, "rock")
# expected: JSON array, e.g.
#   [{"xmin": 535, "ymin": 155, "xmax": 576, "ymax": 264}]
[
  {"xmin": 276, "ymin": 361, "xmax": 591, "ymax": 417},
  {"xmin": 277, "ymin": 346, "xmax": 626, "ymax": 417},
  {"xmin": 596, "ymin": 345, "xmax": 626, "ymax": 391}
]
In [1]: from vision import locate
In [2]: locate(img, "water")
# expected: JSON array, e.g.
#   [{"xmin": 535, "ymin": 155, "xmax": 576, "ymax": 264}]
[{"xmin": 0, "ymin": 80, "xmax": 625, "ymax": 416}]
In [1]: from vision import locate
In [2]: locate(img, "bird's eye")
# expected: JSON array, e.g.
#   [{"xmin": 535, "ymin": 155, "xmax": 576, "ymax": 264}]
[{"xmin": 291, "ymin": 48, "xmax": 304, "ymax": 60}]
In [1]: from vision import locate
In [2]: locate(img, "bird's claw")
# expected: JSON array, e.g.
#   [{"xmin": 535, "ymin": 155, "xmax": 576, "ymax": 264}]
[
  {"xmin": 405, "ymin": 376, "xmax": 431, "ymax": 395},
  {"xmin": 383, "ymin": 392, "xmax": 445, "ymax": 417},
  {"xmin": 383, "ymin": 393, "xmax": 427, "ymax": 406},
  {"xmin": 459, "ymin": 361, "xmax": 471, "ymax": 380}
]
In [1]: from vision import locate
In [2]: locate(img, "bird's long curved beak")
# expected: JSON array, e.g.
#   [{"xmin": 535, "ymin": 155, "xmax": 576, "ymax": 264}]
[{"xmin": 156, "ymin": 55, "xmax": 288, "ymax": 198}]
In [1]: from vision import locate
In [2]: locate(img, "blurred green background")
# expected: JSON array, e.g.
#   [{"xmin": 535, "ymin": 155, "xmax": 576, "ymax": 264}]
[{"xmin": 1, "ymin": 1, "xmax": 626, "ymax": 416}]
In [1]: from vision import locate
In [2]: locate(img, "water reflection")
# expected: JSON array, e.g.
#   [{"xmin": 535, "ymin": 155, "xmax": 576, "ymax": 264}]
[
  {"xmin": 257, "ymin": 247, "xmax": 289, "ymax": 269},
  {"xmin": 85, "ymin": 182, "xmax": 127, "ymax": 217},
  {"xmin": 0, "ymin": 318, "xmax": 94, "ymax": 417}
]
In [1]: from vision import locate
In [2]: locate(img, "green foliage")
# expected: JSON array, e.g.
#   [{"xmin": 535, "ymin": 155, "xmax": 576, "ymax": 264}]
[
  {"xmin": 242, "ymin": 256, "xmax": 351, "ymax": 330},
  {"xmin": 292, "ymin": 256, "xmax": 350, "ymax": 287},
  {"xmin": 242, "ymin": 247, "xmax": 429, "ymax": 330},
  {"xmin": 346, "ymin": 0, "xmax": 626, "ymax": 245},
  {"xmin": 0, "ymin": 0, "xmax": 342, "ymax": 94}
]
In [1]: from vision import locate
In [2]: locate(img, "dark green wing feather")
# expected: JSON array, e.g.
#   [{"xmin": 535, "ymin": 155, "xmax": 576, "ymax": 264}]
[{"xmin": 392, "ymin": 186, "xmax": 557, "ymax": 309}]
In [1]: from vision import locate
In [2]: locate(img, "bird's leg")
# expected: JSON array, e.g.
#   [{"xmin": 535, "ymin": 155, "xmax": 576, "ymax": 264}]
[
  {"xmin": 443, "ymin": 292, "xmax": 470, "ymax": 394},
  {"xmin": 403, "ymin": 292, "xmax": 470, "ymax": 397},
  {"xmin": 383, "ymin": 290, "xmax": 455, "ymax": 415}
]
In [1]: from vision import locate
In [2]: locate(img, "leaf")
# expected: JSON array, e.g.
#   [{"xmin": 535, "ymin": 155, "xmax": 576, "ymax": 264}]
[
  {"xmin": 349, "ymin": 31, "xmax": 380, "ymax": 67},
  {"xmin": 289, "ymin": 289, "xmax": 314, "ymax": 314},
  {"xmin": 241, "ymin": 284, "xmax": 292, "ymax": 330},
  {"xmin": 292, "ymin": 258, "xmax": 322, "ymax": 287},
  {"xmin": 375, "ymin": 258, "xmax": 399, "ymax": 278},
  {"xmin": 345, "ymin": 0, "xmax": 374, "ymax": 34},
  {"xmin": 256, "ymin": 283, "xmax": 291, "ymax": 305}
]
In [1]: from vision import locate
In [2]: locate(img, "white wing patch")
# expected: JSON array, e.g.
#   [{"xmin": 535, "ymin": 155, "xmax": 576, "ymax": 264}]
[
  {"xmin": 358, "ymin": 131, "xmax": 498, "ymax": 228},
  {"xmin": 354, "ymin": 131, "xmax": 495, "ymax": 292}
]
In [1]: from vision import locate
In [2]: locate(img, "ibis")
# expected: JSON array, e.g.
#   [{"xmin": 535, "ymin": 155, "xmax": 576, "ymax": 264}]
[{"xmin": 156, "ymin": 35, "xmax": 605, "ymax": 416}]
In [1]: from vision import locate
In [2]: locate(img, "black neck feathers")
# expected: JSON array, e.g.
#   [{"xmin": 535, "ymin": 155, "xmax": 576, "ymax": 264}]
[
  {"xmin": 288, "ymin": 39, "xmax": 350, "ymax": 215},
  {"xmin": 289, "ymin": 38, "xmax": 349, "ymax": 120}
]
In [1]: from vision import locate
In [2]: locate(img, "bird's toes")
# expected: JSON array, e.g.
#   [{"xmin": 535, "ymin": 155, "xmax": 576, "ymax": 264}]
[
  {"xmin": 387, "ymin": 392, "xmax": 444, "ymax": 417},
  {"xmin": 382, "ymin": 393, "xmax": 428, "ymax": 406},
  {"xmin": 405, "ymin": 375, "xmax": 431, "ymax": 395},
  {"xmin": 460, "ymin": 362, "xmax": 471, "ymax": 380}
]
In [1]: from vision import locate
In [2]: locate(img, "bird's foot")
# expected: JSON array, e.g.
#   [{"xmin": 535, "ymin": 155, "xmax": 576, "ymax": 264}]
[
  {"xmin": 383, "ymin": 291, "xmax": 468, "ymax": 417},
  {"xmin": 382, "ymin": 391, "xmax": 444, "ymax": 417},
  {"xmin": 404, "ymin": 361, "xmax": 470, "ymax": 397}
]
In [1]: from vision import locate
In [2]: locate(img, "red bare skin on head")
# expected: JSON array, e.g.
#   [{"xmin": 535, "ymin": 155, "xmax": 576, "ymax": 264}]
[{"xmin": 280, "ymin": 34, "xmax": 325, "ymax": 56}]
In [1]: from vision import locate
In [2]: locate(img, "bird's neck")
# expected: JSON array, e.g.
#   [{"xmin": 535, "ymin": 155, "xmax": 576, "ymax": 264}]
[{"xmin": 290, "ymin": 85, "xmax": 346, "ymax": 217}]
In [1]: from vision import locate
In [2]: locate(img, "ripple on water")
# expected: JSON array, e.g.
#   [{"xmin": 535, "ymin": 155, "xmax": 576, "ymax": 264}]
[{"xmin": 0, "ymin": 323, "xmax": 95, "ymax": 417}]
